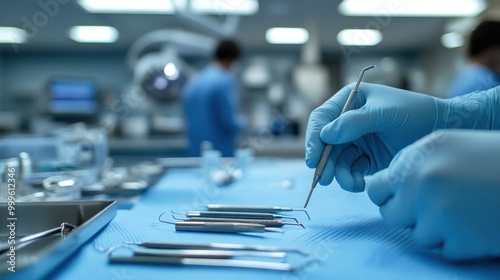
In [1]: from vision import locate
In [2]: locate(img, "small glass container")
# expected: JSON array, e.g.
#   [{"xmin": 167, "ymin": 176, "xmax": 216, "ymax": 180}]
[{"xmin": 43, "ymin": 175, "xmax": 81, "ymax": 201}]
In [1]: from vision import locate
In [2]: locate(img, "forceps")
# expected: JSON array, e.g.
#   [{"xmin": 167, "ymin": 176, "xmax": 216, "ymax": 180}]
[
  {"xmin": 206, "ymin": 204, "xmax": 310, "ymax": 220},
  {"xmin": 0, "ymin": 222, "xmax": 77, "ymax": 254},
  {"xmin": 172, "ymin": 210, "xmax": 300, "ymax": 223},
  {"xmin": 304, "ymin": 65, "xmax": 376, "ymax": 208}
]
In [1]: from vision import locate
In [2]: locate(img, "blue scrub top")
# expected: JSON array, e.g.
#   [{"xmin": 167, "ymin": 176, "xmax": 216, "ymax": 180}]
[
  {"xmin": 448, "ymin": 65, "xmax": 500, "ymax": 98},
  {"xmin": 183, "ymin": 64, "xmax": 241, "ymax": 157}
]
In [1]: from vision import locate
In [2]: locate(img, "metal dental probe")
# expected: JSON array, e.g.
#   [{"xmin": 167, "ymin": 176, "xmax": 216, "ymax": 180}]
[
  {"xmin": 161, "ymin": 221, "xmax": 284, "ymax": 233},
  {"xmin": 171, "ymin": 210, "xmax": 300, "ymax": 223},
  {"xmin": 132, "ymin": 248, "xmax": 287, "ymax": 259},
  {"xmin": 109, "ymin": 255, "xmax": 301, "ymax": 272},
  {"xmin": 123, "ymin": 241, "xmax": 308, "ymax": 255},
  {"xmin": 303, "ymin": 65, "xmax": 376, "ymax": 208},
  {"xmin": 160, "ymin": 213, "xmax": 283, "ymax": 233},
  {"xmin": 206, "ymin": 204, "xmax": 311, "ymax": 220},
  {"xmin": 173, "ymin": 216, "xmax": 306, "ymax": 229}
]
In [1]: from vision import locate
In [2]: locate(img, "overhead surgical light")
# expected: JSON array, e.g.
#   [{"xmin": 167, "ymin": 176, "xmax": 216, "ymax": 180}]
[
  {"xmin": 164, "ymin": 63, "xmax": 180, "ymax": 80},
  {"xmin": 69, "ymin": 26, "xmax": 119, "ymax": 43},
  {"xmin": 266, "ymin": 28, "xmax": 309, "ymax": 44},
  {"xmin": 77, "ymin": 0, "xmax": 180, "ymax": 14},
  {"xmin": 0, "ymin": 27, "xmax": 28, "ymax": 44},
  {"xmin": 337, "ymin": 29, "xmax": 382, "ymax": 46},
  {"xmin": 78, "ymin": 0, "xmax": 258, "ymax": 15},
  {"xmin": 339, "ymin": 0, "xmax": 487, "ymax": 17},
  {"xmin": 191, "ymin": 0, "xmax": 258, "ymax": 15},
  {"xmin": 441, "ymin": 32, "xmax": 464, "ymax": 49}
]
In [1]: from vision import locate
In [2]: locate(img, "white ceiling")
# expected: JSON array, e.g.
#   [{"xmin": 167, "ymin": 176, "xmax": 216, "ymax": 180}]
[{"xmin": 0, "ymin": 0, "xmax": 497, "ymax": 55}]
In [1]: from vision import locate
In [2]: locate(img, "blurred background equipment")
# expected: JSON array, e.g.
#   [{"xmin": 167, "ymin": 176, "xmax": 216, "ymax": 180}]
[{"xmin": 0, "ymin": 0, "xmax": 499, "ymax": 159}]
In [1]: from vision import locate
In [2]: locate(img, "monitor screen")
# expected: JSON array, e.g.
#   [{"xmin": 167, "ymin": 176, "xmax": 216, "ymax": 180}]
[{"xmin": 49, "ymin": 78, "xmax": 98, "ymax": 115}]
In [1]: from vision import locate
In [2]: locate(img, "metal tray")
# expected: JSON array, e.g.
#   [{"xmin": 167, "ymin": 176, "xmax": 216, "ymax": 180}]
[{"xmin": 0, "ymin": 200, "xmax": 116, "ymax": 279}]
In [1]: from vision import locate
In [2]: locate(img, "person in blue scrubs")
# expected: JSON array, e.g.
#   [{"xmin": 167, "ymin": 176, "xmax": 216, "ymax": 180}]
[
  {"xmin": 183, "ymin": 40, "xmax": 244, "ymax": 157},
  {"xmin": 448, "ymin": 20, "xmax": 500, "ymax": 98}
]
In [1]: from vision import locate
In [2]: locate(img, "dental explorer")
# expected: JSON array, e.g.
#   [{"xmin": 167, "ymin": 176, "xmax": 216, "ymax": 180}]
[
  {"xmin": 205, "ymin": 204, "xmax": 310, "ymax": 220},
  {"xmin": 171, "ymin": 210, "xmax": 300, "ymax": 223},
  {"xmin": 303, "ymin": 65, "xmax": 376, "ymax": 208}
]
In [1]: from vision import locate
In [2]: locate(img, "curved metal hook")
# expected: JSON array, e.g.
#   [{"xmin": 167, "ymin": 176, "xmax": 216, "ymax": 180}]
[
  {"xmin": 171, "ymin": 215, "xmax": 185, "ymax": 221},
  {"xmin": 281, "ymin": 216, "xmax": 300, "ymax": 223},
  {"xmin": 93, "ymin": 242, "xmax": 132, "ymax": 256},
  {"xmin": 158, "ymin": 212, "xmax": 176, "ymax": 224},
  {"xmin": 292, "ymin": 209, "xmax": 311, "ymax": 220},
  {"xmin": 290, "ymin": 222, "xmax": 306, "ymax": 229},
  {"xmin": 106, "ymin": 244, "xmax": 134, "ymax": 257},
  {"xmin": 353, "ymin": 65, "xmax": 376, "ymax": 92}
]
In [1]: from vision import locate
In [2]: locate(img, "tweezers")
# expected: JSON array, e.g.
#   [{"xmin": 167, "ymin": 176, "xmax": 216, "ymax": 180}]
[{"xmin": 0, "ymin": 222, "xmax": 77, "ymax": 254}]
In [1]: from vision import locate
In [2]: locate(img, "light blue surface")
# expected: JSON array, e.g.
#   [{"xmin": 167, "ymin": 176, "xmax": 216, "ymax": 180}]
[{"xmin": 51, "ymin": 159, "xmax": 500, "ymax": 280}]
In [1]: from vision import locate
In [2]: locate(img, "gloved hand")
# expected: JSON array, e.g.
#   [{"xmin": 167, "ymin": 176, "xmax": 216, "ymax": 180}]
[
  {"xmin": 366, "ymin": 129, "xmax": 500, "ymax": 260},
  {"xmin": 306, "ymin": 83, "xmax": 499, "ymax": 192}
]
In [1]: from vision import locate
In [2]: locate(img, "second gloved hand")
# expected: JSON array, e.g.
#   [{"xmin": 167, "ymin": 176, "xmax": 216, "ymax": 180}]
[{"xmin": 366, "ymin": 130, "xmax": 500, "ymax": 260}]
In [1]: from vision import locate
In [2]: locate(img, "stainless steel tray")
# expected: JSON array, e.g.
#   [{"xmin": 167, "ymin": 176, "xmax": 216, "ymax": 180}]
[{"xmin": 0, "ymin": 200, "xmax": 116, "ymax": 279}]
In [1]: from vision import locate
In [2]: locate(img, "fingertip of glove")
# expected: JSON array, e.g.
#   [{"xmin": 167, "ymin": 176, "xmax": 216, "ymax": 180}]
[
  {"xmin": 352, "ymin": 171, "xmax": 366, "ymax": 192},
  {"xmin": 335, "ymin": 169, "xmax": 363, "ymax": 193},
  {"xmin": 318, "ymin": 171, "xmax": 334, "ymax": 186},
  {"xmin": 366, "ymin": 170, "xmax": 395, "ymax": 206},
  {"xmin": 305, "ymin": 157, "xmax": 316, "ymax": 169},
  {"xmin": 319, "ymin": 123, "xmax": 339, "ymax": 144}
]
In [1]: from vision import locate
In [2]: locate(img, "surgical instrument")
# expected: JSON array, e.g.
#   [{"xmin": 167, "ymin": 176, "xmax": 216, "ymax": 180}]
[
  {"xmin": 172, "ymin": 210, "xmax": 300, "ymax": 223},
  {"xmin": 304, "ymin": 65, "xmax": 376, "ymax": 208},
  {"xmin": 0, "ymin": 222, "xmax": 77, "ymax": 254},
  {"xmin": 160, "ymin": 221, "xmax": 283, "ymax": 233},
  {"xmin": 109, "ymin": 255, "xmax": 301, "ymax": 271},
  {"xmin": 132, "ymin": 248, "xmax": 286, "ymax": 259},
  {"xmin": 124, "ymin": 241, "xmax": 308, "ymax": 255},
  {"xmin": 173, "ymin": 216, "xmax": 305, "ymax": 229},
  {"xmin": 206, "ymin": 204, "xmax": 311, "ymax": 220},
  {"xmin": 159, "ymin": 213, "xmax": 282, "ymax": 233}
]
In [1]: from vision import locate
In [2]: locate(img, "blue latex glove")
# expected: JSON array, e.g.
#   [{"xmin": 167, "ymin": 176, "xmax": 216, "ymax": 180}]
[
  {"xmin": 366, "ymin": 129, "xmax": 500, "ymax": 260},
  {"xmin": 306, "ymin": 83, "xmax": 498, "ymax": 192}
]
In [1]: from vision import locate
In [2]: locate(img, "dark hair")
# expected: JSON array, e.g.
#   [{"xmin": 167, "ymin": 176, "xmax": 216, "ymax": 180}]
[
  {"xmin": 214, "ymin": 40, "xmax": 241, "ymax": 62},
  {"xmin": 468, "ymin": 20, "xmax": 500, "ymax": 58}
]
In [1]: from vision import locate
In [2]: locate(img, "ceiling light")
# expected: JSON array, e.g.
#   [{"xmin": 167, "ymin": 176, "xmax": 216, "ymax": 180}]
[
  {"xmin": 78, "ymin": 0, "xmax": 258, "ymax": 15},
  {"xmin": 190, "ymin": 0, "xmax": 258, "ymax": 15},
  {"xmin": 339, "ymin": 0, "xmax": 487, "ymax": 17},
  {"xmin": 69, "ymin": 26, "xmax": 119, "ymax": 43},
  {"xmin": 337, "ymin": 29, "xmax": 382, "ymax": 46},
  {"xmin": 77, "ymin": 0, "xmax": 183, "ymax": 14},
  {"xmin": 0, "ymin": 27, "xmax": 28, "ymax": 44},
  {"xmin": 266, "ymin": 28, "xmax": 309, "ymax": 45},
  {"xmin": 441, "ymin": 32, "xmax": 464, "ymax": 48}
]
